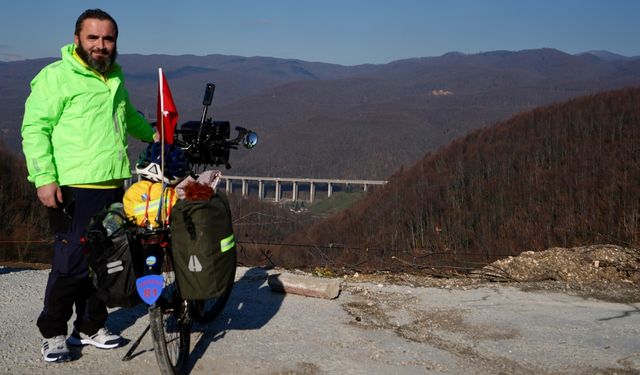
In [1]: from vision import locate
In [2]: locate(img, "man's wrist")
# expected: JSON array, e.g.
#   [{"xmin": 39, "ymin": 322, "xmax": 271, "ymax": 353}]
[{"xmin": 35, "ymin": 176, "xmax": 57, "ymax": 188}]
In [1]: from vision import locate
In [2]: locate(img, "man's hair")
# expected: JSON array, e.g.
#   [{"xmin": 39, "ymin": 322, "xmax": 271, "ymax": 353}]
[{"xmin": 75, "ymin": 9, "xmax": 119, "ymax": 38}]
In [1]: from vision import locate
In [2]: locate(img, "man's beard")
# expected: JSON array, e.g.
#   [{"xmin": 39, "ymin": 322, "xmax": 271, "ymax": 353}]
[{"xmin": 76, "ymin": 41, "xmax": 117, "ymax": 74}]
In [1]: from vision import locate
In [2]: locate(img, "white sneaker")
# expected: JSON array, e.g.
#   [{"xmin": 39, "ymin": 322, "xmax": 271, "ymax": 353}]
[
  {"xmin": 41, "ymin": 335, "xmax": 71, "ymax": 362},
  {"xmin": 67, "ymin": 328, "xmax": 122, "ymax": 349}
]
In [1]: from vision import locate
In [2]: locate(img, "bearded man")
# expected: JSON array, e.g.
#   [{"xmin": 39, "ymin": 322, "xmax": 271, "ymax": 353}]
[{"xmin": 21, "ymin": 9, "xmax": 157, "ymax": 362}]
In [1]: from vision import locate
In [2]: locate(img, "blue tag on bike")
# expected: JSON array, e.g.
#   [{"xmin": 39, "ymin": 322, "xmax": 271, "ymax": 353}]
[{"xmin": 136, "ymin": 275, "xmax": 164, "ymax": 305}]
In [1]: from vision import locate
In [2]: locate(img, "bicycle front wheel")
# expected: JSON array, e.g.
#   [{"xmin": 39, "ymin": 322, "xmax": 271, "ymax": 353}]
[{"xmin": 149, "ymin": 251, "xmax": 191, "ymax": 375}]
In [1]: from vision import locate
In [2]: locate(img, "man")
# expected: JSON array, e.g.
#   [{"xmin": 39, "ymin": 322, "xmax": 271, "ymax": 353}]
[{"xmin": 21, "ymin": 9, "xmax": 156, "ymax": 363}]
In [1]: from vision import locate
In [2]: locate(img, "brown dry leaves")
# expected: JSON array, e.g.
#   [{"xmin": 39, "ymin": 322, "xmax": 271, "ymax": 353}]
[{"xmin": 344, "ymin": 244, "xmax": 640, "ymax": 303}]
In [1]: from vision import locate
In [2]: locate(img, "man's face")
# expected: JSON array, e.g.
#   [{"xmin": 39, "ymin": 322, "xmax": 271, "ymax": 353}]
[{"xmin": 74, "ymin": 18, "xmax": 117, "ymax": 73}]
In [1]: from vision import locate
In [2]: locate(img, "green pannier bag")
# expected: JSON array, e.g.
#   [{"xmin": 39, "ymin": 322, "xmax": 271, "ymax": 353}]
[{"xmin": 170, "ymin": 192, "xmax": 236, "ymax": 300}]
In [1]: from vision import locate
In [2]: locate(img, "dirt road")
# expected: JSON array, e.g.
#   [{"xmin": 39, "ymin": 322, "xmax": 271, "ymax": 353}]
[{"xmin": 1, "ymin": 266, "xmax": 638, "ymax": 374}]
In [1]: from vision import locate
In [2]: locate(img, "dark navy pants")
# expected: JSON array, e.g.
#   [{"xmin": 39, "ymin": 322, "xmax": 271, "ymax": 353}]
[{"xmin": 37, "ymin": 186, "xmax": 124, "ymax": 339}]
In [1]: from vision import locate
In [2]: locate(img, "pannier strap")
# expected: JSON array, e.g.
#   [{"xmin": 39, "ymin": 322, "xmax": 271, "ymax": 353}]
[
  {"xmin": 183, "ymin": 211, "xmax": 197, "ymax": 241},
  {"xmin": 142, "ymin": 183, "xmax": 176, "ymax": 227},
  {"xmin": 142, "ymin": 183, "xmax": 153, "ymax": 227}
]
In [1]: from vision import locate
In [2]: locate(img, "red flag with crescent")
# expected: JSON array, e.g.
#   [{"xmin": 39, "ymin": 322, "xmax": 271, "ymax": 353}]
[{"xmin": 156, "ymin": 68, "xmax": 178, "ymax": 144}]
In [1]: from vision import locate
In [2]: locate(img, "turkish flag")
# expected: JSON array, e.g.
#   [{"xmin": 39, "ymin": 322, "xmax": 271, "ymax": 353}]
[{"xmin": 156, "ymin": 68, "xmax": 178, "ymax": 144}]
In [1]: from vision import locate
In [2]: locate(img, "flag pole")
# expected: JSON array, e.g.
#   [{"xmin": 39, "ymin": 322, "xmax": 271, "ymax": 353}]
[{"xmin": 158, "ymin": 68, "xmax": 166, "ymax": 228}]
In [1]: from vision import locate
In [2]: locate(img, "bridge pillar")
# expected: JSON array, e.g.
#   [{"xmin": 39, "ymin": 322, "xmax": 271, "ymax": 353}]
[
  {"xmin": 292, "ymin": 181, "xmax": 299, "ymax": 201},
  {"xmin": 242, "ymin": 179, "xmax": 248, "ymax": 197},
  {"xmin": 327, "ymin": 182, "xmax": 333, "ymax": 198},
  {"xmin": 226, "ymin": 178, "xmax": 232, "ymax": 194},
  {"xmin": 363, "ymin": 184, "xmax": 368, "ymax": 192},
  {"xmin": 258, "ymin": 180, "xmax": 264, "ymax": 199},
  {"xmin": 310, "ymin": 182, "xmax": 315, "ymax": 203},
  {"xmin": 275, "ymin": 180, "xmax": 281, "ymax": 202}
]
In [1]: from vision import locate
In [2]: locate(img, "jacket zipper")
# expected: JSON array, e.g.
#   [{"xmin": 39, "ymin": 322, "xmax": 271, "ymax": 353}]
[{"xmin": 113, "ymin": 112, "xmax": 120, "ymax": 134}]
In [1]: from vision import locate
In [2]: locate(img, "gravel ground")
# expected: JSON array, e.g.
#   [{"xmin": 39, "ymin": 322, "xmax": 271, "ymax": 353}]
[{"xmin": 1, "ymin": 265, "xmax": 639, "ymax": 375}]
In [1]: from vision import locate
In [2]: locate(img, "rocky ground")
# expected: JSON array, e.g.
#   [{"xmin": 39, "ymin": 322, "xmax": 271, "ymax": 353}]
[{"xmin": 0, "ymin": 244, "xmax": 638, "ymax": 374}]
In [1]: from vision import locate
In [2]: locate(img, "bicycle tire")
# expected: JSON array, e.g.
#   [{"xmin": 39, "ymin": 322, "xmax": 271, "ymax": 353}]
[
  {"xmin": 189, "ymin": 262, "xmax": 236, "ymax": 322},
  {"xmin": 149, "ymin": 251, "xmax": 191, "ymax": 375}
]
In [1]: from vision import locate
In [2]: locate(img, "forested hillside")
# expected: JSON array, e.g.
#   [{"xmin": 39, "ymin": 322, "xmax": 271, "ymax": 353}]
[
  {"xmin": 4, "ymin": 88, "xmax": 640, "ymax": 271},
  {"xmin": 276, "ymin": 87, "xmax": 640, "ymax": 272},
  {"xmin": 0, "ymin": 141, "xmax": 49, "ymax": 262}
]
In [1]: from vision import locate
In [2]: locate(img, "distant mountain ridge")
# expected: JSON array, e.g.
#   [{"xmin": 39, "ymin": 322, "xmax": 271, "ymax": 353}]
[
  {"xmin": 2, "ymin": 48, "xmax": 639, "ymax": 179},
  {"xmin": 579, "ymin": 50, "xmax": 636, "ymax": 61}
]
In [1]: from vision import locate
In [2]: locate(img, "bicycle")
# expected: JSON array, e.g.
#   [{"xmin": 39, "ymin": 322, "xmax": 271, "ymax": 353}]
[
  {"xmin": 122, "ymin": 83, "xmax": 257, "ymax": 375},
  {"xmin": 142, "ymin": 227, "xmax": 236, "ymax": 374}
]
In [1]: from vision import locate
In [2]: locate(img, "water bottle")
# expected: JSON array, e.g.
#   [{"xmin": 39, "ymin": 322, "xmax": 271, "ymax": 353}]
[{"xmin": 103, "ymin": 202, "xmax": 125, "ymax": 236}]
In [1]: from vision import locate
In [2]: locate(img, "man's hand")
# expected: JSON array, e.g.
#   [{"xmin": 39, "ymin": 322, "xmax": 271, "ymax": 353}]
[{"xmin": 37, "ymin": 182, "xmax": 63, "ymax": 208}]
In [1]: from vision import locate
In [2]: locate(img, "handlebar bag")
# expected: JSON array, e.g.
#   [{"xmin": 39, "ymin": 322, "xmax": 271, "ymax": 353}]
[
  {"xmin": 84, "ymin": 210, "xmax": 144, "ymax": 308},
  {"xmin": 170, "ymin": 191, "xmax": 236, "ymax": 300}
]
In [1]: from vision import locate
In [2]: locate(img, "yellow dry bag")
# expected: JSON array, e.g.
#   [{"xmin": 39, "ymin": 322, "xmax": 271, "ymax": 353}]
[{"xmin": 123, "ymin": 180, "xmax": 178, "ymax": 228}]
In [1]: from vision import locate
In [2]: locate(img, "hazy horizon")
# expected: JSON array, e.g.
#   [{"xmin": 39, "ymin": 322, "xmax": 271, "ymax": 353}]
[{"xmin": 1, "ymin": 0, "xmax": 639, "ymax": 66}]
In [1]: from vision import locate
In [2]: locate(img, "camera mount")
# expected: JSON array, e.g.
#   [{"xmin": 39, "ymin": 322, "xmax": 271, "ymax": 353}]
[{"xmin": 174, "ymin": 83, "xmax": 258, "ymax": 169}]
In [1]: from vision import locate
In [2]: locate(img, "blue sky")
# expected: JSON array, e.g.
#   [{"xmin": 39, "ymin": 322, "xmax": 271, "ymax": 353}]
[{"xmin": 1, "ymin": 0, "xmax": 639, "ymax": 65}]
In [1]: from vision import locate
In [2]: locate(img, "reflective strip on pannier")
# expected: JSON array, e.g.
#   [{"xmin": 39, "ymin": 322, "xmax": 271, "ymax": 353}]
[{"xmin": 220, "ymin": 234, "xmax": 235, "ymax": 253}]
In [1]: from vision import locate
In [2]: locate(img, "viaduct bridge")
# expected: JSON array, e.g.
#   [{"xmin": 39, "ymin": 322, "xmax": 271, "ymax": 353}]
[{"xmin": 219, "ymin": 175, "xmax": 387, "ymax": 203}]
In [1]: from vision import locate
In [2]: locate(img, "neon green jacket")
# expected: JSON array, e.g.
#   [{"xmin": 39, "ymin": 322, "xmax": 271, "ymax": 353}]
[{"xmin": 21, "ymin": 44, "xmax": 155, "ymax": 188}]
